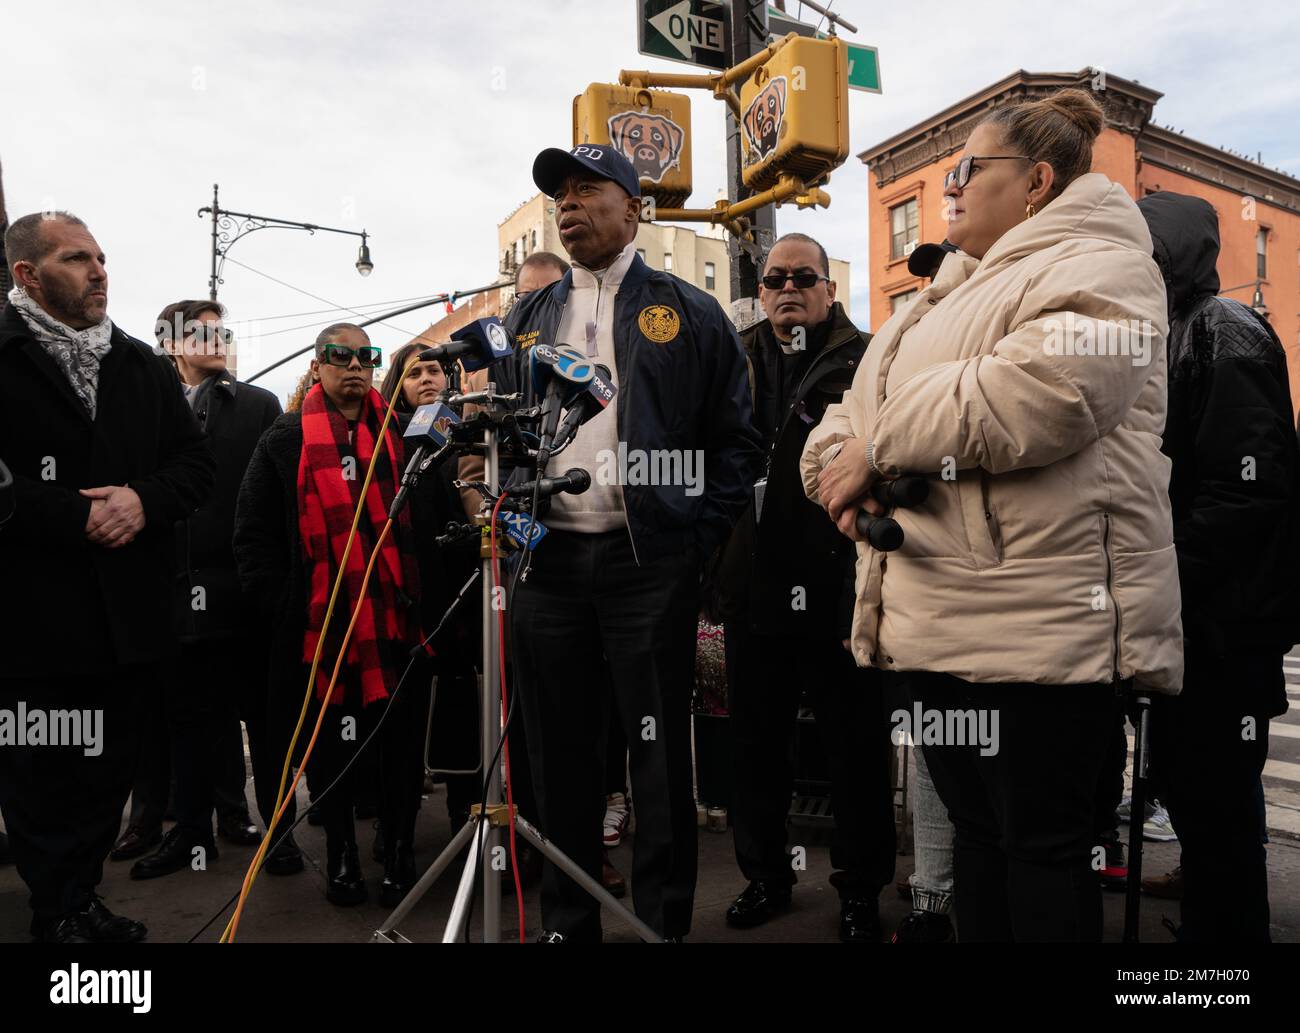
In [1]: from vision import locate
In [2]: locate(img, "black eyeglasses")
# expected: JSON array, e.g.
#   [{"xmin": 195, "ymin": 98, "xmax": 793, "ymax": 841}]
[
  {"xmin": 761, "ymin": 270, "xmax": 830, "ymax": 290},
  {"xmin": 185, "ymin": 325, "xmax": 234, "ymax": 347},
  {"xmin": 318, "ymin": 343, "xmax": 382, "ymax": 368},
  {"xmin": 944, "ymin": 155, "xmax": 1033, "ymax": 191}
]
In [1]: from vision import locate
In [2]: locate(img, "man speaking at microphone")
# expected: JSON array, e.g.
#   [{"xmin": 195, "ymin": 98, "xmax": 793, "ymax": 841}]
[{"xmin": 505, "ymin": 145, "xmax": 761, "ymax": 941}]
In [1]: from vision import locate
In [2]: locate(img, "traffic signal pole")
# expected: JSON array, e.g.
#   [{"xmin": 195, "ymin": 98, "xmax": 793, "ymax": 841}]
[{"xmin": 726, "ymin": 0, "xmax": 775, "ymax": 303}]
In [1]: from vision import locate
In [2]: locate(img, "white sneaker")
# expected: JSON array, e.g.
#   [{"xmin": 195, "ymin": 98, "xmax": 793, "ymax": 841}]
[
  {"xmin": 603, "ymin": 792, "xmax": 630, "ymax": 848},
  {"xmin": 1116, "ymin": 795, "xmax": 1132, "ymax": 821},
  {"xmin": 1142, "ymin": 803, "xmax": 1178, "ymax": 842}
]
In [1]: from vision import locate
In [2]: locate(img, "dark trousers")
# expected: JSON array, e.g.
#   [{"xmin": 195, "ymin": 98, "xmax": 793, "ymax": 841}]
[
  {"xmin": 167, "ymin": 641, "xmax": 253, "ymax": 841},
  {"xmin": 129, "ymin": 647, "xmax": 252, "ymax": 837},
  {"xmin": 306, "ymin": 666, "xmax": 429, "ymax": 853},
  {"xmin": 0, "ymin": 670, "xmax": 148, "ymax": 933},
  {"xmin": 908, "ymin": 671, "xmax": 1115, "ymax": 942},
  {"xmin": 438, "ymin": 664, "xmax": 539, "ymax": 832},
  {"xmin": 725, "ymin": 625, "xmax": 897, "ymax": 897},
  {"xmin": 512, "ymin": 528, "xmax": 701, "ymax": 940},
  {"xmin": 124, "ymin": 682, "xmax": 171, "ymax": 832},
  {"xmin": 1152, "ymin": 650, "xmax": 1276, "ymax": 942}
]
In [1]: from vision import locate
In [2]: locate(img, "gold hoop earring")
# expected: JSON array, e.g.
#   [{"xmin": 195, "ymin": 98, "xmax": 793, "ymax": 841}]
[{"xmin": 1025, "ymin": 201, "xmax": 1037, "ymax": 219}]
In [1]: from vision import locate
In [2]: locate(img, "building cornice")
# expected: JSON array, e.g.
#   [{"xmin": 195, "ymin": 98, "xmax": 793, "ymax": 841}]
[
  {"xmin": 1139, "ymin": 125, "xmax": 1300, "ymax": 214},
  {"xmin": 858, "ymin": 69, "xmax": 1162, "ymax": 189}
]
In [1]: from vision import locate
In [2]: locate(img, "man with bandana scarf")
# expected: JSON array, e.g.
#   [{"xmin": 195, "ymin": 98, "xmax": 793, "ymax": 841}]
[{"xmin": 0, "ymin": 211, "xmax": 214, "ymax": 943}]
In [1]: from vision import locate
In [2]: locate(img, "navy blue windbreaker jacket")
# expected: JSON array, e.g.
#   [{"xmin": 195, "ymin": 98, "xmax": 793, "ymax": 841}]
[{"xmin": 495, "ymin": 251, "xmax": 762, "ymax": 565}]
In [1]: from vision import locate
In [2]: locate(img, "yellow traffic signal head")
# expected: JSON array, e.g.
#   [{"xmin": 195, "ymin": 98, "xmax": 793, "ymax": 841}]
[
  {"xmin": 573, "ymin": 84, "xmax": 693, "ymax": 209},
  {"xmin": 739, "ymin": 37, "xmax": 849, "ymax": 191}
]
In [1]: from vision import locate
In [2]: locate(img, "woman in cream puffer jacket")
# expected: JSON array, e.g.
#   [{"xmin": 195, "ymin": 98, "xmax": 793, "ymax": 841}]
[{"xmin": 802, "ymin": 89, "xmax": 1182, "ymax": 941}]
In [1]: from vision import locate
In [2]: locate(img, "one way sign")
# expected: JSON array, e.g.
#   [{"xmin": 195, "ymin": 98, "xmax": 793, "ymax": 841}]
[{"xmin": 637, "ymin": 0, "xmax": 729, "ymax": 71}]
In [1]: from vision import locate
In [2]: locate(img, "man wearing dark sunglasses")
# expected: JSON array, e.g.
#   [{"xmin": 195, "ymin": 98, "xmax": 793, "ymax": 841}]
[
  {"xmin": 712, "ymin": 232, "xmax": 898, "ymax": 941},
  {"xmin": 124, "ymin": 299, "xmax": 285, "ymax": 884}
]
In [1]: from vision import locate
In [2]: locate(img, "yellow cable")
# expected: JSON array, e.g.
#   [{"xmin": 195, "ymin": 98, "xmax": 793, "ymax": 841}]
[{"xmin": 222, "ymin": 356, "xmax": 421, "ymax": 942}]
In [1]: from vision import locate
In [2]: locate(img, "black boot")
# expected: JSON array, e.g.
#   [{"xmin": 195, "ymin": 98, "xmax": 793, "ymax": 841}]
[
  {"xmin": 130, "ymin": 826, "xmax": 218, "ymax": 880},
  {"xmin": 380, "ymin": 840, "xmax": 417, "ymax": 907},
  {"xmin": 326, "ymin": 835, "xmax": 366, "ymax": 906}
]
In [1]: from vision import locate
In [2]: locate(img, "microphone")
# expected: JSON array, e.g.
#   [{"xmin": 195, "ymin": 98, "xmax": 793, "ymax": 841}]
[
  {"xmin": 551, "ymin": 364, "xmax": 616, "ymax": 453},
  {"xmin": 390, "ymin": 402, "xmax": 461, "ymax": 519},
  {"xmin": 529, "ymin": 345, "xmax": 595, "ymax": 460},
  {"xmin": 854, "ymin": 512, "xmax": 904, "ymax": 552},
  {"xmin": 418, "ymin": 316, "xmax": 515, "ymax": 369},
  {"xmin": 507, "ymin": 468, "xmax": 591, "ymax": 503},
  {"xmin": 870, "ymin": 476, "xmax": 929, "ymax": 509}
]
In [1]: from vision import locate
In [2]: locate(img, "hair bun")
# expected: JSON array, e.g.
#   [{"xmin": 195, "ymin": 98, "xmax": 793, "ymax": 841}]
[{"xmin": 1041, "ymin": 88, "xmax": 1104, "ymax": 140}]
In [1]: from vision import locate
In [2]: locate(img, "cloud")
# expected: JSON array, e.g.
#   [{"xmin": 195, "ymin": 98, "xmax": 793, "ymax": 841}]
[{"xmin": 3, "ymin": 0, "xmax": 1294, "ymax": 402}]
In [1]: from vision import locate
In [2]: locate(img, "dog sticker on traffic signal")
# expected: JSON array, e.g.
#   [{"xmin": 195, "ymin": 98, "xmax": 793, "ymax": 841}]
[
  {"xmin": 608, "ymin": 111, "xmax": 686, "ymax": 185},
  {"xmin": 742, "ymin": 77, "xmax": 788, "ymax": 163}
]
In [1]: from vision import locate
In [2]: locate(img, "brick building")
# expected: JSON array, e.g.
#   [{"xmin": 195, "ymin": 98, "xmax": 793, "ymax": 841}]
[{"xmin": 858, "ymin": 69, "xmax": 1300, "ymax": 412}]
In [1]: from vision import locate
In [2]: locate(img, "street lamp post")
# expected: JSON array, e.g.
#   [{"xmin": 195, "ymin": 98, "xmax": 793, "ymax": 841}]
[{"xmin": 198, "ymin": 183, "xmax": 373, "ymax": 301}]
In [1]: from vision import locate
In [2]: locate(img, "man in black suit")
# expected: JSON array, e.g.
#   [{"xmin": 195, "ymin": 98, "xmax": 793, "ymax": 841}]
[
  {"xmin": 128, "ymin": 299, "xmax": 293, "ymax": 880},
  {"xmin": 0, "ymin": 211, "xmax": 214, "ymax": 942}
]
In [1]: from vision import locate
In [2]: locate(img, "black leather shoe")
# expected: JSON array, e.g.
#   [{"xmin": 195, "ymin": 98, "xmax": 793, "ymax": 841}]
[
  {"xmin": 130, "ymin": 826, "xmax": 218, "ymax": 880},
  {"xmin": 725, "ymin": 881, "xmax": 793, "ymax": 929},
  {"xmin": 217, "ymin": 810, "xmax": 261, "ymax": 846},
  {"xmin": 379, "ymin": 841, "xmax": 417, "ymax": 907},
  {"xmin": 82, "ymin": 898, "xmax": 147, "ymax": 943},
  {"xmin": 326, "ymin": 841, "xmax": 367, "ymax": 906},
  {"xmin": 839, "ymin": 895, "xmax": 882, "ymax": 943},
  {"xmin": 43, "ymin": 914, "xmax": 94, "ymax": 943},
  {"xmin": 263, "ymin": 831, "xmax": 305, "ymax": 876},
  {"xmin": 110, "ymin": 824, "xmax": 162, "ymax": 862}
]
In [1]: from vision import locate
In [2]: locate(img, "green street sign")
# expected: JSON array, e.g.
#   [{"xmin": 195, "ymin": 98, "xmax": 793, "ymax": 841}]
[
  {"xmin": 765, "ymin": 6, "xmax": 881, "ymax": 94},
  {"xmin": 637, "ymin": 0, "xmax": 729, "ymax": 71},
  {"xmin": 845, "ymin": 42, "xmax": 882, "ymax": 94}
]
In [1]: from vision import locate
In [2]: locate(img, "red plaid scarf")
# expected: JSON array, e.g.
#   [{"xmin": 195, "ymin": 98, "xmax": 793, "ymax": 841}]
[{"xmin": 297, "ymin": 383, "xmax": 420, "ymax": 706}]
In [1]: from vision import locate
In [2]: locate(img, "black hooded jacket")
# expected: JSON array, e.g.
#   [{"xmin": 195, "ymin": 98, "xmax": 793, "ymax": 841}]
[{"xmin": 1139, "ymin": 191, "xmax": 1300, "ymax": 686}]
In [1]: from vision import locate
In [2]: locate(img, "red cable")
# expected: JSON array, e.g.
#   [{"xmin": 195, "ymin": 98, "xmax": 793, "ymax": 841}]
[{"xmin": 489, "ymin": 494, "xmax": 526, "ymax": 941}]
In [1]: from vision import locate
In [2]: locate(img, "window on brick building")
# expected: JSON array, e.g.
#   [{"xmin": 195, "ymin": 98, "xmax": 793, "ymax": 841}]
[
  {"xmin": 890, "ymin": 289, "xmax": 919, "ymax": 313},
  {"xmin": 891, "ymin": 199, "xmax": 919, "ymax": 260},
  {"xmin": 664, "ymin": 252, "xmax": 673, "ymax": 273},
  {"xmin": 1257, "ymin": 228, "xmax": 1268, "ymax": 279},
  {"xmin": 705, "ymin": 262, "xmax": 716, "ymax": 290}
]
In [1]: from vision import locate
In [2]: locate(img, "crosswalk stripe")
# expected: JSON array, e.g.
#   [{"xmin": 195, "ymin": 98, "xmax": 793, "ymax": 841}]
[
  {"xmin": 1263, "ymin": 758, "xmax": 1300, "ymax": 786},
  {"xmin": 1271, "ymin": 723, "xmax": 1300, "ymax": 740}
]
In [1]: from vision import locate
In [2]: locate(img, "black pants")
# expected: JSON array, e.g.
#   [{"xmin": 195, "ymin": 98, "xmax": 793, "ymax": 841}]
[
  {"xmin": 1151, "ymin": 650, "xmax": 1277, "ymax": 942},
  {"xmin": 724, "ymin": 626, "xmax": 897, "ymax": 898},
  {"xmin": 0, "ymin": 670, "xmax": 148, "ymax": 933},
  {"xmin": 437, "ymin": 664, "xmax": 539, "ymax": 833},
  {"xmin": 908, "ymin": 671, "xmax": 1115, "ymax": 942},
  {"xmin": 167, "ymin": 641, "xmax": 256, "ymax": 841},
  {"xmin": 512, "ymin": 528, "xmax": 701, "ymax": 940},
  {"xmin": 306, "ymin": 665, "xmax": 429, "ymax": 854}
]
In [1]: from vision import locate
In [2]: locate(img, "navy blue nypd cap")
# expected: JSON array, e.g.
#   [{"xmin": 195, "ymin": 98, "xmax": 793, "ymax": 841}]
[{"xmin": 533, "ymin": 144, "xmax": 642, "ymax": 201}]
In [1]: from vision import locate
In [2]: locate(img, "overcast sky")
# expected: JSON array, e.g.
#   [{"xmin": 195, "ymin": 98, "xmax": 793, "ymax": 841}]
[{"xmin": 5, "ymin": 0, "xmax": 1296, "ymax": 404}]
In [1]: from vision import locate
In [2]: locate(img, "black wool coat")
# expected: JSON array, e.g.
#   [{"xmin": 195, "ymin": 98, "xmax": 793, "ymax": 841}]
[
  {"xmin": 167, "ymin": 365, "xmax": 283, "ymax": 643},
  {"xmin": 0, "ymin": 303, "xmax": 215, "ymax": 678}
]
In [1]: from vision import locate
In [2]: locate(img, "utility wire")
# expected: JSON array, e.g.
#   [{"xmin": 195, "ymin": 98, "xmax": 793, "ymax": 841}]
[
  {"xmin": 222, "ymin": 255, "xmax": 419, "ymax": 338},
  {"xmin": 242, "ymin": 294, "xmax": 444, "ymax": 323}
]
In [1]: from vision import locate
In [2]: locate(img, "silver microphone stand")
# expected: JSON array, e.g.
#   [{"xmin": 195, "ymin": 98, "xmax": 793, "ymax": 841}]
[{"xmin": 373, "ymin": 385, "xmax": 660, "ymax": 943}]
